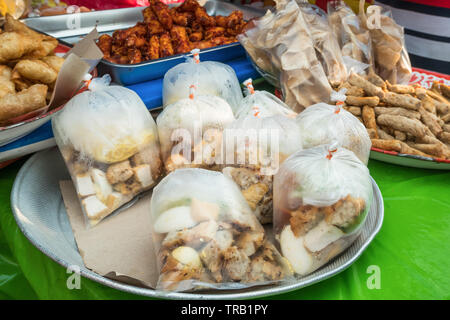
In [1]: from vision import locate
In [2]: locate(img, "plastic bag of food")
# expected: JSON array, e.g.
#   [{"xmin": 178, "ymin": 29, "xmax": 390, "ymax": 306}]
[
  {"xmin": 157, "ymin": 85, "xmax": 234, "ymax": 173},
  {"xmin": 296, "ymin": 90, "xmax": 371, "ymax": 164},
  {"xmin": 235, "ymin": 78, "xmax": 297, "ymax": 119},
  {"xmin": 297, "ymin": 0, "xmax": 347, "ymax": 86},
  {"xmin": 162, "ymin": 49, "xmax": 243, "ymax": 114},
  {"xmin": 273, "ymin": 143, "xmax": 372, "ymax": 276},
  {"xmin": 221, "ymin": 113, "xmax": 303, "ymax": 224},
  {"xmin": 359, "ymin": 0, "xmax": 412, "ymax": 84},
  {"xmin": 328, "ymin": 0, "xmax": 373, "ymax": 75},
  {"xmin": 52, "ymin": 75, "xmax": 163, "ymax": 226},
  {"xmin": 151, "ymin": 168, "xmax": 293, "ymax": 291}
]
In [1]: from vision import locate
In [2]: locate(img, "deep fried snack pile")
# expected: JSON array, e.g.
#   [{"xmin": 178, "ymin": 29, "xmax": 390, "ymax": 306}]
[
  {"xmin": 97, "ymin": 0, "xmax": 247, "ymax": 64},
  {"xmin": 0, "ymin": 14, "xmax": 64, "ymax": 125},
  {"xmin": 335, "ymin": 73, "xmax": 450, "ymax": 159}
]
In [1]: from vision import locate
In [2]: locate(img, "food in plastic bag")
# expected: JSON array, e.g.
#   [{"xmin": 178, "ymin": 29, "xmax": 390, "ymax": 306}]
[
  {"xmin": 151, "ymin": 168, "xmax": 293, "ymax": 291},
  {"xmin": 296, "ymin": 90, "xmax": 371, "ymax": 164},
  {"xmin": 273, "ymin": 143, "xmax": 372, "ymax": 276},
  {"xmin": 156, "ymin": 86, "xmax": 234, "ymax": 173},
  {"xmin": 162, "ymin": 49, "xmax": 243, "ymax": 114},
  {"xmin": 238, "ymin": 0, "xmax": 332, "ymax": 112},
  {"xmin": 358, "ymin": 0, "xmax": 411, "ymax": 84},
  {"xmin": 52, "ymin": 75, "xmax": 163, "ymax": 226},
  {"xmin": 221, "ymin": 114, "xmax": 303, "ymax": 224},
  {"xmin": 235, "ymin": 78, "xmax": 297, "ymax": 119},
  {"xmin": 328, "ymin": 0, "xmax": 373, "ymax": 75},
  {"xmin": 297, "ymin": 0, "xmax": 347, "ymax": 86}
]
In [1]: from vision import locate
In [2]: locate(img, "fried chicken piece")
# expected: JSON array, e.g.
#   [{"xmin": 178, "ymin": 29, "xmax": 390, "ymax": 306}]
[
  {"xmin": 170, "ymin": 8, "xmax": 193, "ymax": 27},
  {"xmin": 151, "ymin": 1, "xmax": 173, "ymax": 30},
  {"xmin": 125, "ymin": 34, "xmax": 147, "ymax": 48},
  {"xmin": 106, "ymin": 160, "xmax": 134, "ymax": 184},
  {"xmin": 143, "ymin": 35, "xmax": 160, "ymax": 60},
  {"xmin": 189, "ymin": 31, "xmax": 203, "ymax": 42},
  {"xmin": 159, "ymin": 33, "xmax": 175, "ymax": 58},
  {"xmin": 324, "ymin": 195, "xmax": 365, "ymax": 228},
  {"xmin": 142, "ymin": 6, "xmax": 156, "ymax": 22},
  {"xmin": 170, "ymin": 26, "xmax": 191, "ymax": 54},
  {"xmin": 97, "ymin": 34, "xmax": 112, "ymax": 58},
  {"xmin": 226, "ymin": 21, "xmax": 247, "ymax": 37},
  {"xmin": 226, "ymin": 10, "xmax": 244, "ymax": 28},
  {"xmin": 177, "ymin": 0, "xmax": 201, "ymax": 13},
  {"xmin": 215, "ymin": 15, "xmax": 228, "ymax": 28},
  {"xmin": 127, "ymin": 48, "xmax": 143, "ymax": 64},
  {"xmin": 289, "ymin": 205, "xmax": 324, "ymax": 237},
  {"xmin": 204, "ymin": 27, "xmax": 226, "ymax": 40},
  {"xmin": 194, "ymin": 6, "xmax": 216, "ymax": 27},
  {"xmin": 146, "ymin": 19, "xmax": 165, "ymax": 35}
]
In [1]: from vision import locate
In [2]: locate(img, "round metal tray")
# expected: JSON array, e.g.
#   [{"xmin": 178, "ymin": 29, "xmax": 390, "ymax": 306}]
[{"xmin": 11, "ymin": 147, "xmax": 384, "ymax": 299}]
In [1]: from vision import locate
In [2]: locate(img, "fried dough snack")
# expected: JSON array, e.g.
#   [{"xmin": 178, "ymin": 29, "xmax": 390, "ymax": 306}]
[
  {"xmin": 98, "ymin": 0, "xmax": 246, "ymax": 64},
  {"xmin": 333, "ymin": 74, "xmax": 450, "ymax": 159}
]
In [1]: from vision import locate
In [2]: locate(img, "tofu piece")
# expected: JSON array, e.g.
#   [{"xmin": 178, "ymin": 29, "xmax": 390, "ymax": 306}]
[
  {"xmin": 75, "ymin": 173, "xmax": 95, "ymax": 197},
  {"xmin": 280, "ymin": 225, "xmax": 313, "ymax": 276},
  {"xmin": 82, "ymin": 195, "xmax": 109, "ymax": 222},
  {"xmin": 105, "ymin": 192, "xmax": 132, "ymax": 211},
  {"xmin": 106, "ymin": 160, "xmax": 133, "ymax": 184},
  {"xmin": 153, "ymin": 206, "xmax": 197, "ymax": 234},
  {"xmin": 90, "ymin": 168, "xmax": 113, "ymax": 202},
  {"xmin": 132, "ymin": 164, "xmax": 154, "ymax": 188},
  {"xmin": 304, "ymin": 220, "xmax": 345, "ymax": 252},
  {"xmin": 190, "ymin": 197, "xmax": 220, "ymax": 222}
]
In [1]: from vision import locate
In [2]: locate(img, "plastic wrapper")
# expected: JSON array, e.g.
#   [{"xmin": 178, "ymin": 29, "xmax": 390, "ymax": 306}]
[
  {"xmin": 221, "ymin": 114, "xmax": 303, "ymax": 224},
  {"xmin": 156, "ymin": 87, "xmax": 235, "ymax": 173},
  {"xmin": 238, "ymin": 0, "xmax": 332, "ymax": 112},
  {"xmin": 328, "ymin": 0, "xmax": 373, "ymax": 75},
  {"xmin": 297, "ymin": 0, "xmax": 347, "ymax": 86},
  {"xmin": 235, "ymin": 78, "xmax": 297, "ymax": 119},
  {"xmin": 162, "ymin": 49, "xmax": 243, "ymax": 114},
  {"xmin": 359, "ymin": 0, "xmax": 411, "ymax": 84},
  {"xmin": 150, "ymin": 168, "xmax": 293, "ymax": 292},
  {"xmin": 273, "ymin": 143, "xmax": 372, "ymax": 276},
  {"xmin": 296, "ymin": 91, "xmax": 371, "ymax": 164},
  {"xmin": 52, "ymin": 75, "xmax": 163, "ymax": 226}
]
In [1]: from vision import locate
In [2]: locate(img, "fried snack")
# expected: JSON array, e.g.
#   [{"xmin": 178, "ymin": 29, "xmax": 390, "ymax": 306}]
[
  {"xmin": 41, "ymin": 56, "xmax": 65, "ymax": 73},
  {"xmin": 371, "ymin": 138, "xmax": 402, "ymax": 152},
  {"xmin": 97, "ymin": 35, "xmax": 113, "ymax": 60},
  {"xmin": 177, "ymin": 0, "xmax": 200, "ymax": 13},
  {"xmin": 394, "ymin": 130, "xmax": 406, "ymax": 141},
  {"xmin": 367, "ymin": 71, "xmax": 386, "ymax": 89},
  {"xmin": 440, "ymin": 83, "xmax": 450, "ymax": 99},
  {"xmin": 399, "ymin": 141, "xmax": 432, "ymax": 157},
  {"xmin": 386, "ymin": 80, "xmax": 415, "ymax": 94},
  {"xmin": 377, "ymin": 114, "xmax": 426, "ymax": 138},
  {"xmin": 418, "ymin": 106, "xmax": 442, "ymax": 137},
  {"xmin": 442, "ymin": 114, "xmax": 450, "ymax": 123},
  {"xmin": 152, "ymin": 0, "xmax": 173, "ymax": 30},
  {"xmin": 159, "ymin": 33, "xmax": 174, "ymax": 58},
  {"xmin": 146, "ymin": 35, "xmax": 160, "ymax": 60},
  {"xmin": 339, "ymin": 82, "xmax": 365, "ymax": 97},
  {"xmin": 348, "ymin": 73, "xmax": 384, "ymax": 98},
  {"xmin": 204, "ymin": 27, "xmax": 226, "ymax": 40},
  {"xmin": 381, "ymin": 91, "xmax": 421, "ymax": 110},
  {"xmin": 344, "ymin": 106, "xmax": 361, "ymax": 116},
  {"xmin": 362, "ymin": 106, "xmax": 378, "ymax": 138},
  {"xmin": 194, "ymin": 6, "xmax": 216, "ymax": 27},
  {"xmin": 377, "ymin": 128, "xmax": 394, "ymax": 140},
  {"xmin": 406, "ymin": 142, "xmax": 445, "ymax": 159},
  {"xmin": 0, "ymin": 84, "xmax": 48, "ymax": 123},
  {"xmin": 170, "ymin": 8, "xmax": 192, "ymax": 27},
  {"xmin": 14, "ymin": 59, "xmax": 58, "ymax": 84},
  {"xmin": 0, "ymin": 32, "xmax": 39, "ymax": 63},
  {"xmin": 346, "ymin": 96, "xmax": 379, "ymax": 107},
  {"xmin": 374, "ymin": 106, "xmax": 421, "ymax": 120},
  {"xmin": 170, "ymin": 26, "xmax": 191, "ymax": 54},
  {"xmin": 0, "ymin": 66, "xmax": 15, "ymax": 99},
  {"xmin": 438, "ymin": 132, "xmax": 450, "ymax": 144}
]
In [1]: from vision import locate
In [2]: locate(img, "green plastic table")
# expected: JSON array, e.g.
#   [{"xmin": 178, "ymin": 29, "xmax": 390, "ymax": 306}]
[{"xmin": 0, "ymin": 156, "xmax": 449, "ymax": 300}]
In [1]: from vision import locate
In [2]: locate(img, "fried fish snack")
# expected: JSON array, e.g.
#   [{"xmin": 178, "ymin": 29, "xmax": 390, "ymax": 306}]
[
  {"xmin": 14, "ymin": 59, "xmax": 58, "ymax": 84},
  {"xmin": 41, "ymin": 56, "xmax": 65, "ymax": 73},
  {"xmin": 0, "ymin": 84, "xmax": 48, "ymax": 123},
  {"xmin": 0, "ymin": 66, "xmax": 15, "ymax": 99},
  {"xmin": 0, "ymin": 32, "xmax": 39, "ymax": 63}
]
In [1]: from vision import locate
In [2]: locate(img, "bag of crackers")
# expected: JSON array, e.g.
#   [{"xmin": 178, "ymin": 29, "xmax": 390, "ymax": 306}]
[
  {"xmin": 273, "ymin": 143, "xmax": 372, "ymax": 276},
  {"xmin": 52, "ymin": 75, "xmax": 163, "ymax": 226},
  {"xmin": 150, "ymin": 168, "xmax": 293, "ymax": 291}
]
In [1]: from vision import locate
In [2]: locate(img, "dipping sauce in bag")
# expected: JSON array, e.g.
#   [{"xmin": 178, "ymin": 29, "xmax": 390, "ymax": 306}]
[
  {"xmin": 52, "ymin": 75, "xmax": 163, "ymax": 226},
  {"xmin": 273, "ymin": 143, "xmax": 372, "ymax": 276},
  {"xmin": 151, "ymin": 168, "xmax": 293, "ymax": 292}
]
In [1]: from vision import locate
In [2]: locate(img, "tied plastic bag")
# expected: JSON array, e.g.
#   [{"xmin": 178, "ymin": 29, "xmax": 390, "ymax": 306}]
[
  {"xmin": 296, "ymin": 0, "xmax": 347, "ymax": 86},
  {"xmin": 156, "ymin": 85, "xmax": 235, "ymax": 173},
  {"xmin": 52, "ymin": 75, "xmax": 163, "ymax": 226},
  {"xmin": 358, "ymin": 0, "xmax": 412, "ymax": 84},
  {"xmin": 162, "ymin": 49, "xmax": 243, "ymax": 114},
  {"xmin": 296, "ymin": 90, "xmax": 371, "ymax": 164},
  {"xmin": 328, "ymin": 0, "xmax": 373, "ymax": 75},
  {"xmin": 238, "ymin": 0, "xmax": 332, "ymax": 112},
  {"xmin": 221, "ymin": 114, "xmax": 303, "ymax": 224},
  {"xmin": 150, "ymin": 168, "xmax": 293, "ymax": 292},
  {"xmin": 273, "ymin": 143, "xmax": 372, "ymax": 276},
  {"xmin": 235, "ymin": 78, "xmax": 297, "ymax": 119}
]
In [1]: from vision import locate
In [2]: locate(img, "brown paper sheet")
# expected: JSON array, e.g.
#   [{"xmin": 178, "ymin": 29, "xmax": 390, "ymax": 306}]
[{"xmin": 59, "ymin": 180, "xmax": 158, "ymax": 289}]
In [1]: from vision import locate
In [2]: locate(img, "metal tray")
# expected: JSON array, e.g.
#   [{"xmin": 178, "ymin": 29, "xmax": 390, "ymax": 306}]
[
  {"xmin": 11, "ymin": 147, "xmax": 384, "ymax": 299},
  {"xmin": 22, "ymin": 1, "xmax": 265, "ymax": 85}
]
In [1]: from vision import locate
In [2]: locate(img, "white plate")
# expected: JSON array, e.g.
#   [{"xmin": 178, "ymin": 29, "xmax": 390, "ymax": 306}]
[{"xmin": 11, "ymin": 147, "xmax": 384, "ymax": 299}]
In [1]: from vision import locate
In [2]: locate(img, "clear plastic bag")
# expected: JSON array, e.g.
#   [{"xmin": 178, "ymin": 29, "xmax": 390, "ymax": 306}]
[
  {"xmin": 297, "ymin": 0, "xmax": 347, "ymax": 86},
  {"xmin": 156, "ymin": 88, "xmax": 235, "ymax": 173},
  {"xmin": 235, "ymin": 78, "xmax": 297, "ymax": 119},
  {"xmin": 52, "ymin": 75, "xmax": 163, "ymax": 226},
  {"xmin": 328, "ymin": 0, "xmax": 373, "ymax": 75},
  {"xmin": 296, "ymin": 95, "xmax": 371, "ymax": 164},
  {"xmin": 162, "ymin": 49, "xmax": 243, "ymax": 114},
  {"xmin": 150, "ymin": 168, "xmax": 293, "ymax": 292},
  {"xmin": 359, "ymin": 1, "xmax": 412, "ymax": 84},
  {"xmin": 273, "ymin": 143, "xmax": 372, "ymax": 276},
  {"xmin": 221, "ymin": 114, "xmax": 303, "ymax": 224}
]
